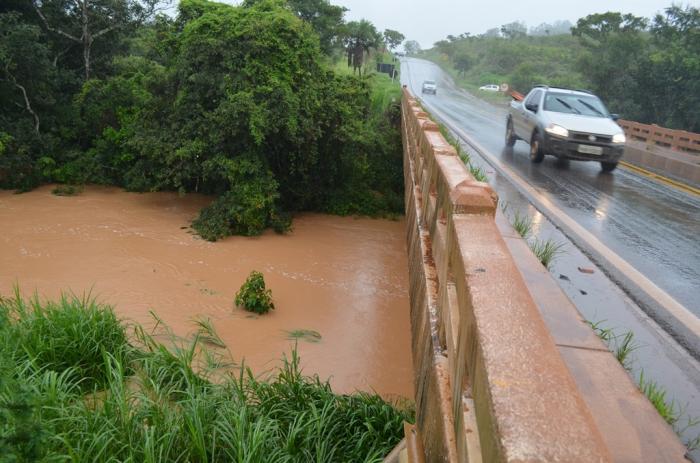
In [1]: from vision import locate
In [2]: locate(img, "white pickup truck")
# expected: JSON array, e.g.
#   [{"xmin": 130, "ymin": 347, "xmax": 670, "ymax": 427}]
[{"xmin": 505, "ymin": 86, "xmax": 626, "ymax": 171}]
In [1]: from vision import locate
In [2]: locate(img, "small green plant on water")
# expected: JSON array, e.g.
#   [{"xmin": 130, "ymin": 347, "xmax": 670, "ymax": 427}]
[
  {"xmin": 51, "ymin": 184, "xmax": 83, "ymax": 196},
  {"xmin": 235, "ymin": 271, "xmax": 274, "ymax": 314},
  {"xmin": 528, "ymin": 238, "xmax": 565, "ymax": 269},
  {"xmin": 286, "ymin": 329, "xmax": 322, "ymax": 343}
]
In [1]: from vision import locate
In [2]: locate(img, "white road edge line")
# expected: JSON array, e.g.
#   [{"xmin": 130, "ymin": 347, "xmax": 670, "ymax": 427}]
[{"xmin": 416, "ymin": 95, "xmax": 700, "ymax": 352}]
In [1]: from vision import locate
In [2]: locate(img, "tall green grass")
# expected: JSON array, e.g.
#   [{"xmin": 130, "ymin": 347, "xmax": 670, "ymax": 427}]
[
  {"xmin": 1, "ymin": 288, "xmax": 133, "ymax": 392},
  {"xmin": 0, "ymin": 291, "xmax": 413, "ymax": 462}
]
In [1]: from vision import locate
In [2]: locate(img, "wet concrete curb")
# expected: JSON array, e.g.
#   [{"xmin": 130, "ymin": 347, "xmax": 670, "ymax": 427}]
[{"xmin": 494, "ymin": 210, "xmax": 688, "ymax": 461}]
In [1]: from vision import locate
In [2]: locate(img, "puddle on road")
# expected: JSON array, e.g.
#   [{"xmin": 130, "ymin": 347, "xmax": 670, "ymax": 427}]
[{"xmin": 0, "ymin": 185, "xmax": 413, "ymax": 399}]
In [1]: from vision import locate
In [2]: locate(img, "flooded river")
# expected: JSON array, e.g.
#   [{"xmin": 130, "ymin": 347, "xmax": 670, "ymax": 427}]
[{"xmin": 0, "ymin": 186, "xmax": 413, "ymax": 399}]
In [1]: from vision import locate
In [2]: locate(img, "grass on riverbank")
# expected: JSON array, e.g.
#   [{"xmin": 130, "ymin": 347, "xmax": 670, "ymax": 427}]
[{"xmin": 0, "ymin": 290, "xmax": 413, "ymax": 462}]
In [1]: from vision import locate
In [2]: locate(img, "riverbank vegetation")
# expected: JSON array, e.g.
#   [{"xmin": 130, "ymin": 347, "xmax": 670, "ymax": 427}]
[
  {"xmin": 417, "ymin": 5, "xmax": 699, "ymax": 132},
  {"xmin": 0, "ymin": 290, "xmax": 413, "ymax": 461},
  {"xmin": 0, "ymin": 0, "xmax": 406, "ymax": 240}
]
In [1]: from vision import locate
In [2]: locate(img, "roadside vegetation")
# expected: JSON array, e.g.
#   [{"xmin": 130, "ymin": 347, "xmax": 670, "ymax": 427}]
[
  {"xmin": 0, "ymin": 0, "xmax": 407, "ymax": 240},
  {"xmin": 587, "ymin": 320, "xmax": 700, "ymax": 451},
  {"xmin": 501, "ymin": 203, "xmax": 566, "ymax": 269},
  {"xmin": 0, "ymin": 290, "xmax": 413, "ymax": 461},
  {"xmin": 433, "ymin": 121, "xmax": 487, "ymax": 182},
  {"xmin": 416, "ymin": 5, "xmax": 699, "ymax": 132}
]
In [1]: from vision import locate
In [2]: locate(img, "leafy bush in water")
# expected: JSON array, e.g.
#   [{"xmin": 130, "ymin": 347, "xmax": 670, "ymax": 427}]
[
  {"xmin": 235, "ymin": 271, "xmax": 275, "ymax": 314},
  {"xmin": 192, "ymin": 156, "xmax": 289, "ymax": 240}
]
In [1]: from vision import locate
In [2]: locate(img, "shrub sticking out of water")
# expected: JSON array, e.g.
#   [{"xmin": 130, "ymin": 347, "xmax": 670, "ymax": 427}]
[
  {"xmin": 235, "ymin": 271, "xmax": 274, "ymax": 314},
  {"xmin": 0, "ymin": 291, "xmax": 412, "ymax": 462}
]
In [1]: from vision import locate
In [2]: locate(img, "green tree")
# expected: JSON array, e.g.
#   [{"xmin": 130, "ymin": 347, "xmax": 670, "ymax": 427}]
[
  {"xmin": 286, "ymin": 0, "xmax": 347, "ymax": 55},
  {"xmin": 572, "ymin": 12, "xmax": 648, "ymax": 118},
  {"xmin": 637, "ymin": 5, "xmax": 700, "ymax": 131},
  {"xmin": 500, "ymin": 21, "xmax": 527, "ymax": 39},
  {"xmin": 404, "ymin": 40, "xmax": 421, "ymax": 55},
  {"xmin": 343, "ymin": 19, "xmax": 381, "ymax": 75},
  {"xmin": 383, "ymin": 28, "xmax": 405, "ymax": 52},
  {"xmin": 31, "ymin": 0, "xmax": 166, "ymax": 80},
  {"xmin": 0, "ymin": 12, "xmax": 56, "ymax": 189},
  {"xmin": 453, "ymin": 50, "xmax": 472, "ymax": 76},
  {"xmin": 571, "ymin": 12, "xmax": 648, "ymax": 43}
]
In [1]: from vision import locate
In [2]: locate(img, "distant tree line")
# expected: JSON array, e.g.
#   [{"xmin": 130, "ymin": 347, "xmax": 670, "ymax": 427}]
[
  {"xmin": 0, "ymin": 0, "xmax": 407, "ymax": 239},
  {"xmin": 424, "ymin": 6, "xmax": 700, "ymax": 132}
]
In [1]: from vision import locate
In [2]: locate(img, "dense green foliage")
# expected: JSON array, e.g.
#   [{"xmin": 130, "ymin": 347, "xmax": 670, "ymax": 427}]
[
  {"xmin": 422, "ymin": 5, "xmax": 699, "ymax": 131},
  {"xmin": 235, "ymin": 271, "xmax": 275, "ymax": 314},
  {"xmin": 1, "ymin": 291, "xmax": 133, "ymax": 393},
  {"xmin": 0, "ymin": 292, "xmax": 413, "ymax": 461},
  {"xmin": 0, "ymin": 0, "xmax": 405, "ymax": 239}
]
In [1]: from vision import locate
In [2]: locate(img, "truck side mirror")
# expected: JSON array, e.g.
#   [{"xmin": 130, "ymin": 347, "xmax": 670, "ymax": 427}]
[
  {"xmin": 610, "ymin": 113, "xmax": 620, "ymax": 121},
  {"xmin": 526, "ymin": 103, "xmax": 538, "ymax": 112}
]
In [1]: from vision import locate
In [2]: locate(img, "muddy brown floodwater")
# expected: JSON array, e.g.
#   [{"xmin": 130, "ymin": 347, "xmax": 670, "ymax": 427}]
[{"xmin": 0, "ymin": 186, "xmax": 414, "ymax": 399}]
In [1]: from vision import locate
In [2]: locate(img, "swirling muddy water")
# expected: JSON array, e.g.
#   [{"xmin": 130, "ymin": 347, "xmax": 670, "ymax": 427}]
[{"xmin": 0, "ymin": 186, "xmax": 413, "ymax": 398}]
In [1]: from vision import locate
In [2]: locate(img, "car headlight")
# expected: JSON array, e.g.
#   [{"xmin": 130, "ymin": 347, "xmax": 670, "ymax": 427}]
[
  {"xmin": 612, "ymin": 133, "xmax": 626, "ymax": 144},
  {"xmin": 545, "ymin": 124, "xmax": 569, "ymax": 138}
]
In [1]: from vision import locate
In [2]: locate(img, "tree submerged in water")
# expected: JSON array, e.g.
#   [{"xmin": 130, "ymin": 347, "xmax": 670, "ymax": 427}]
[{"xmin": 235, "ymin": 271, "xmax": 274, "ymax": 314}]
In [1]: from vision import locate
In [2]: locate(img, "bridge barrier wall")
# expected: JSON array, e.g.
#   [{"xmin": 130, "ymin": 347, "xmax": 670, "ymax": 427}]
[
  {"xmin": 401, "ymin": 87, "xmax": 612, "ymax": 462},
  {"xmin": 619, "ymin": 119, "xmax": 700, "ymax": 154}
]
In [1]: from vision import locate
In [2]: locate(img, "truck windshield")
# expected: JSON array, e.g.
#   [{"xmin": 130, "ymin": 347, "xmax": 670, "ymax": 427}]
[
  {"xmin": 543, "ymin": 93, "xmax": 609, "ymax": 118},
  {"xmin": 424, "ymin": 81, "xmax": 435, "ymax": 85}
]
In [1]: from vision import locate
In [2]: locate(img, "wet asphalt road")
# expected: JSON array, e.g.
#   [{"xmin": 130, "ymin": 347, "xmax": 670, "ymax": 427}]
[{"xmin": 401, "ymin": 58, "xmax": 700, "ymax": 316}]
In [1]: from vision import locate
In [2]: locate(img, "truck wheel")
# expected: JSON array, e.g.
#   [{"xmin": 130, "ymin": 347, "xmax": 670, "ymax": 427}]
[
  {"xmin": 530, "ymin": 132, "xmax": 544, "ymax": 163},
  {"xmin": 505, "ymin": 119, "xmax": 516, "ymax": 147},
  {"xmin": 601, "ymin": 161, "xmax": 618, "ymax": 172}
]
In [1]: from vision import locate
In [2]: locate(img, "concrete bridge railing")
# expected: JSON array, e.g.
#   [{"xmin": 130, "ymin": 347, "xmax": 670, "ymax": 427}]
[
  {"xmin": 398, "ymin": 84, "xmax": 694, "ymax": 463},
  {"xmin": 401, "ymin": 87, "xmax": 614, "ymax": 462}
]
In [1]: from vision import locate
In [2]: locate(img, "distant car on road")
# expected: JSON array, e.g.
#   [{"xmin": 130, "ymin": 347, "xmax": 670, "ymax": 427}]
[
  {"xmin": 505, "ymin": 85, "xmax": 626, "ymax": 171},
  {"xmin": 479, "ymin": 84, "xmax": 500, "ymax": 92},
  {"xmin": 421, "ymin": 80, "xmax": 437, "ymax": 95}
]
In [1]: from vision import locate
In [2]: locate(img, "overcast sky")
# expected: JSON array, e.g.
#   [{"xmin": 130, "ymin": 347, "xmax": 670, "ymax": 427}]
[{"xmin": 333, "ymin": 0, "xmax": 678, "ymax": 49}]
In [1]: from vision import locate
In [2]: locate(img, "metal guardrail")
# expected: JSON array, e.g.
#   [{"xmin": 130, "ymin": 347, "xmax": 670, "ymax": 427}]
[{"xmin": 401, "ymin": 87, "xmax": 612, "ymax": 462}]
